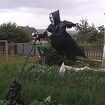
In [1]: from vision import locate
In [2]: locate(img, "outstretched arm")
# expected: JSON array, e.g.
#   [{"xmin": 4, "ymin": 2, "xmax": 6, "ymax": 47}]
[{"xmin": 60, "ymin": 20, "xmax": 76, "ymax": 29}]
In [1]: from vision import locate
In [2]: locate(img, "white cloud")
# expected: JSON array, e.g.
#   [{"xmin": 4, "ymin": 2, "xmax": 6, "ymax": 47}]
[
  {"xmin": 0, "ymin": 0, "xmax": 104, "ymax": 29},
  {"xmin": 0, "ymin": 10, "xmax": 50, "ymax": 29}
]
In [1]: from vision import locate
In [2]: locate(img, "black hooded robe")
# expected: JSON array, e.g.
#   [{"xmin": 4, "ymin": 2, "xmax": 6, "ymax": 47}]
[{"xmin": 39, "ymin": 10, "xmax": 85, "ymax": 61}]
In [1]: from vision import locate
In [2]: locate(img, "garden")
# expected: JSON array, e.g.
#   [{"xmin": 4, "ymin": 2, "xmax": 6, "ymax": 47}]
[
  {"xmin": 0, "ymin": 21, "xmax": 105, "ymax": 105},
  {"xmin": 0, "ymin": 55, "xmax": 105, "ymax": 105}
]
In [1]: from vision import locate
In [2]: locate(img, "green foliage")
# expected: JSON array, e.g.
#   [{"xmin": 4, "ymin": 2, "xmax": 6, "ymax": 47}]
[
  {"xmin": 29, "ymin": 96, "xmax": 53, "ymax": 105},
  {"xmin": 38, "ymin": 43, "xmax": 62, "ymax": 65},
  {"xmin": 76, "ymin": 19, "xmax": 104, "ymax": 46},
  {"xmin": 0, "ymin": 100, "xmax": 3, "ymax": 105},
  {"xmin": 1, "ymin": 55, "xmax": 105, "ymax": 105},
  {"xmin": 0, "ymin": 22, "xmax": 30, "ymax": 42},
  {"xmin": 97, "ymin": 25, "xmax": 104, "ymax": 45}
]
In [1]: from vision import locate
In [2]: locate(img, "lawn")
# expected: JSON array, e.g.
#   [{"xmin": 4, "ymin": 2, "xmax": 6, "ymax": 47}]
[{"xmin": 0, "ymin": 54, "xmax": 105, "ymax": 105}]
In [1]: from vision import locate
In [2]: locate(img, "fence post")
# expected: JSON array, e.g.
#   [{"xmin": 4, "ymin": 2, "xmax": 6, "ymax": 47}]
[
  {"xmin": 23, "ymin": 44, "xmax": 24, "ymax": 55},
  {"xmin": 5, "ymin": 40, "xmax": 8, "ymax": 68},
  {"xmin": 102, "ymin": 26, "xmax": 105, "ymax": 68}
]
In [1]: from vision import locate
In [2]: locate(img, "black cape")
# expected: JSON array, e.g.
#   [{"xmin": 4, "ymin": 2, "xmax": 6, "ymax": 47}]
[{"xmin": 39, "ymin": 10, "xmax": 85, "ymax": 61}]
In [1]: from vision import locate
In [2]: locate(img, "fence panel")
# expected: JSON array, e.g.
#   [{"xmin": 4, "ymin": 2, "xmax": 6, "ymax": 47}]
[
  {"xmin": 16, "ymin": 43, "xmax": 103, "ymax": 61},
  {"xmin": 81, "ymin": 43, "xmax": 103, "ymax": 61},
  {"xmin": 16, "ymin": 43, "xmax": 44, "ymax": 56}
]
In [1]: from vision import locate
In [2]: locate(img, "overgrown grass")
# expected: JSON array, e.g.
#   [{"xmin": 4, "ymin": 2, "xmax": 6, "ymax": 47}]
[{"xmin": 0, "ymin": 55, "xmax": 105, "ymax": 105}]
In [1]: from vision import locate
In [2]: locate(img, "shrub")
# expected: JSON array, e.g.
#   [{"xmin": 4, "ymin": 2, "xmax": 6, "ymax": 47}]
[{"xmin": 38, "ymin": 43, "xmax": 62, "ymax": 65}]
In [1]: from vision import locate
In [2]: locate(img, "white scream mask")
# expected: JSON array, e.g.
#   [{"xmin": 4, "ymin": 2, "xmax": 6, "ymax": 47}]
[{"xmin": 49, "ymin": 14, "xmax": 54, "ymax": 25}]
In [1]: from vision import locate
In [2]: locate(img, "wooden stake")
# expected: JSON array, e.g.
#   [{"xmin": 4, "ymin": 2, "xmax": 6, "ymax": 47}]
[
  {"xmin": 102, "ymin": 26, "xmax": 105, "ymax": 68},
  {"xmin": 5, "ymin": 40, "xmax": 8, "ymax": 67}
]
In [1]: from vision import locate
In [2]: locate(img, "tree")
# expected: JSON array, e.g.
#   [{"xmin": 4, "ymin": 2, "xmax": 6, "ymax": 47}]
[
  {"xmin": 0, "ymin": 22, "xmax": 30, "ymax": 42},
  {"xmin": 76, "ymin": 19, "xmax": 99, "ymax": 43},
  {"xmin": 97, "ymin": 25, "xmax": 104, "ymax": 46}
]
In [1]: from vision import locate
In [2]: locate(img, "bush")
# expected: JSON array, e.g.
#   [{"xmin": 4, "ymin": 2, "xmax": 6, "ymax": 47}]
[
  {"xmin": 38, "ymin": 43, "xmax": 62, "ymax": 65},
  {"xmin": 0, "ymin": 22, "xmax": 30, "ymax": 42},
  {"xmin": 1, "ymin": 57, "xmax": 105, "ymax": 105}
]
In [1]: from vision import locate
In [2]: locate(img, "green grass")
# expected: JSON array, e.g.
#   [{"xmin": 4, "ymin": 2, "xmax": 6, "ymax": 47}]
[{"xmin": 0, "ymin": 55, "xmax": 105, "ymax": 105}]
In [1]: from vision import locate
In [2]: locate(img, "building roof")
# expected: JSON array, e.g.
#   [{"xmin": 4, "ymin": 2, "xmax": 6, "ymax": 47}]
[
  {"xmin": 19, "ymin": 26, "xmax": 37, "ymax": 38},
  {"xmin": 37, "ymin": 29, "xmax": 46, "ymax": 34}
]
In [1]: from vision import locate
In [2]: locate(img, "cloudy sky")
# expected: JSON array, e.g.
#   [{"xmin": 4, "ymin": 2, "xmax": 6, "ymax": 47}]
[{"xmin": 0, "ymin": 0, "xmax": 105, "ymax": 29}]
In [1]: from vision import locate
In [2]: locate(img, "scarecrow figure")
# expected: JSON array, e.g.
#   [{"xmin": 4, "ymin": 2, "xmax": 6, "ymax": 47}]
[{"xmin": 39, "ymin": 10, "xmax": 85, "ymax": 61}]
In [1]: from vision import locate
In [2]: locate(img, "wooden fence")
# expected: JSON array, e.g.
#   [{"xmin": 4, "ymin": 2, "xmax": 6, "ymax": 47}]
[
  {"xmin": 16, "ymin": 43, "xmax": 44, "ymax": 56},
  {"xmin": 16, "ymin": 43, "xmax": 103, "ymax": 61},
  {"xmin": 85, "ymin": 50, "xmax": 103, "ymax": 61},
  {"xmin": 0, "ymin": 42, "xmax": 103, "ymax": 61},
  {"xmin": 81, "ymin": 44, "xmax": 103, "ymax": 61},
  {"xmin": 0, "ymin": 42, "xmax": 15, "ymax": 55}
]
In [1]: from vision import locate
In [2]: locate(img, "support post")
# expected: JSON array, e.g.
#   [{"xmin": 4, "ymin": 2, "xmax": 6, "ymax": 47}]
[
  {"xmin": 102, "ymin": 25, "xmax": 105, "ymax": 68},
  {"xmin": 5, "ymin": 40, "xmax": 8, "ymax": 67}
]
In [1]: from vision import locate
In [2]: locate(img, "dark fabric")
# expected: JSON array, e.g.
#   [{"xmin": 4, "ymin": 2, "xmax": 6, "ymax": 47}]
[
  {"xmin": 47, "ymin": 20, "xmax": 76, "ymax": 34},
  {"xmin": 45, "ymin": 21, "xmax": 85, "ymax": 60},
  {"xmin": 50, "ymin": 31, "xmax": 85, "ymax": 60},
  {"xmin": 60, "ymin": 20, "xmax": 76, "ymax": 29},
  {"xmin": 47, "ymin": 24, "xmax": 59, "ymax": 33},
  {"xmin": 5, "ymin": 80, "xmax": 24, "ymax": 105},
  {"xmin": 38, "ymin": 31, "xmax": 47, "ymax": 38},
  {"xmin": 49, "ymin": 10, "xmax": 60, "ymax": 26},
  {"xmin": 38, "ymin": 10, "xmax": 85, "ymax": 61}
]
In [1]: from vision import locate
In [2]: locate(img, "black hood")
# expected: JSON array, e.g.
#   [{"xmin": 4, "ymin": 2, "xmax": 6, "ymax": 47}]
[{"xmin": 49, "ymin": 10, "xmax": 60, "ymax": 26}]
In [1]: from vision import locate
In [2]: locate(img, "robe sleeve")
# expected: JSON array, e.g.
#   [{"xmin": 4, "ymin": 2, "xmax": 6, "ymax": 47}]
[
  {"xmin": 37, "ymin": 24, "xmax": 53, "ymax": 39},
  {"xmin": 60, "ymin": 20, "xmax": 76, "ymax": 29},
  {"xmin": 38, "ymin": 31, "xmax": 47, "ymax": 38}
]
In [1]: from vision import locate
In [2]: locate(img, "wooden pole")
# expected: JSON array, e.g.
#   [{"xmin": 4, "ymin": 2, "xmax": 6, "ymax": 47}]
[
  {"xmin": 11, "ymin": 42, "xmax": 14, "ymax": 55},
  {"xmin": 102, "ymin": 25, "xmax": 105, "ymax": 68},
  {"xmin": 5, "ymin": 40, "xmax": 8, "ymax": 67}
]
